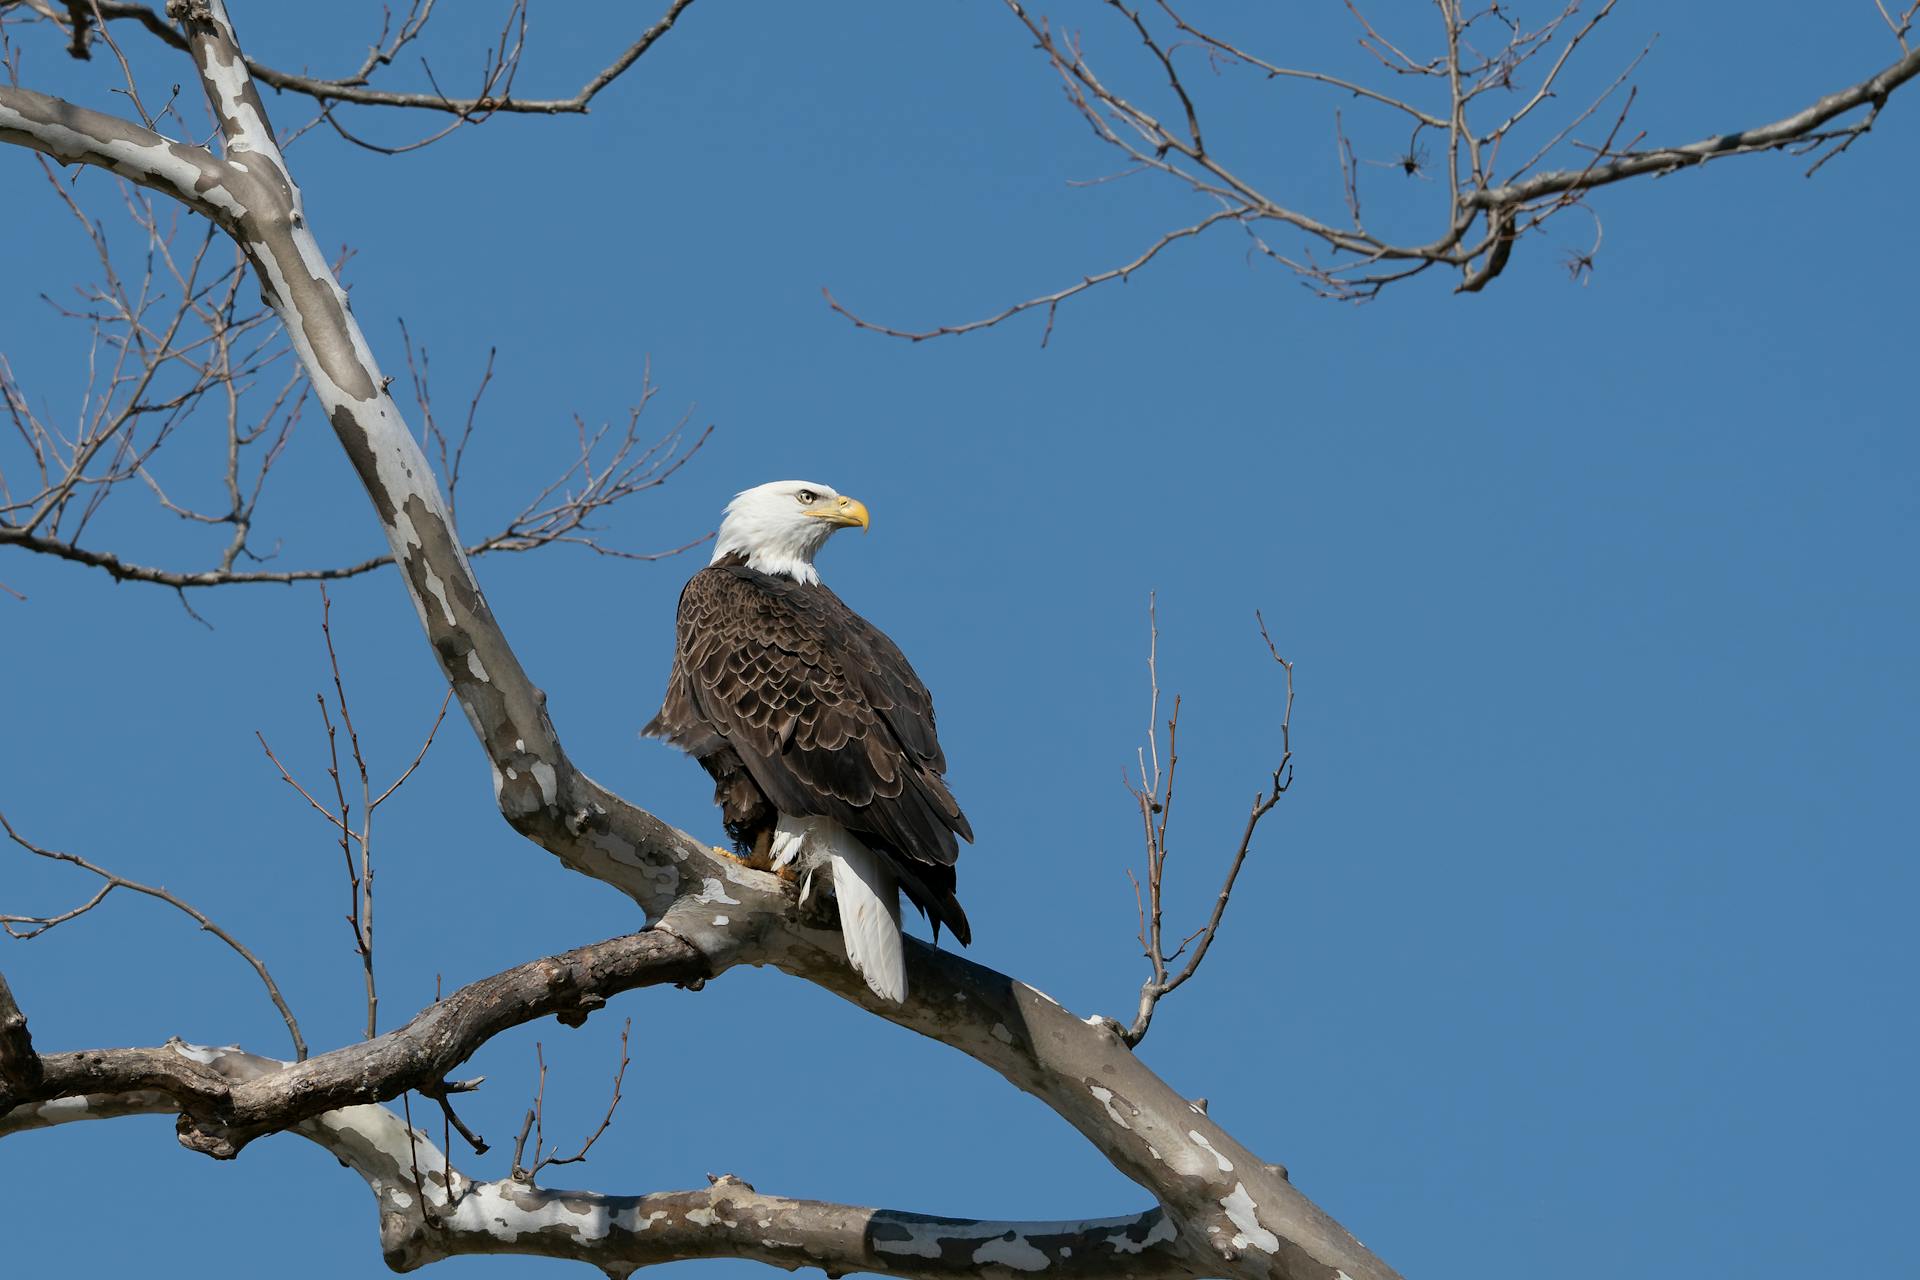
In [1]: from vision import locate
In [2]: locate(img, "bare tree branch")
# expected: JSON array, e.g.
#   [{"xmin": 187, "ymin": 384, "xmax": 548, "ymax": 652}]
[
  {"xmin": 829, "ymin": 0, "xmax": 1920, "ymax": 335},
  {"xmin": 4, "ymin": 1041, "xmax": 1193, "ymax": 1279},
  {"xmin": 0, "ymin": 927, "xmax": 705, "ymax": 1157},
  {"xmin": 511, "ymin": 1017, "xmax": 631, "ymax": 1182},
  {"xmin": 2, "ymin": 90, "xmax": 708, "ymax": 598},
  {"xmin": 1119, "ymin": 603, "xmax": 1294, "ymax": 1047},
  {"xmin": 15, "ymin": 0, "xmax": 698, "ymax": 120},
  {"xmin": 249, "ymin": 586, "xmax": 451, "ymax": 1039},
  {"xmin": 1469, "ymin": 39, "xmax": 1920, "ymax": 207},
  {"xmin": 0, "ymin": 810, "xmax": 307, "ymax": 1060}
]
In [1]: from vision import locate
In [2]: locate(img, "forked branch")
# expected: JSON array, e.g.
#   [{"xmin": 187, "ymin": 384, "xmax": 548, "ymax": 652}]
[
  {"xmin": 830, "ymin": 0, "xmax": 1920, "ymax": 338},
  {"xmin": 254, "ymin": 585, "xmax": 451, "ymax": 1040},
  {"xmin": 0, "ymin": 194, "xmax": 711, "ymax": 595},
  {"xmin": 1120, "ymin": 602, "xmax": 1294, "ymax": 1047},
  {"xmin": 16, "ymin": 0, "xmax": 699, "ymax": 133},
  {"xmin": 0, "ymin": 811, "xmax": 307, "ymax": 1059},
  {"xmin": 509, "ymin": 1017, "xmax": 631, "ymax": 1182}
]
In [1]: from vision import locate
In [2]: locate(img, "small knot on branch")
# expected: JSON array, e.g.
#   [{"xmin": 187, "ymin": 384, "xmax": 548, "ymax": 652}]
[{"xmin": 554, "ymin": 992, "xmax": 605, "ymax": 1028}]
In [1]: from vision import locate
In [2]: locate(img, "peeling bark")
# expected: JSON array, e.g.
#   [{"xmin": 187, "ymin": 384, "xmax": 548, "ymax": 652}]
[
  {"xmin": 1, "ymin": 930, "xmax": 704, "ymax": 1156},
  {"xmin": 3, "ymin": 1043, "xmax": 1194, "ymax": 1279}
]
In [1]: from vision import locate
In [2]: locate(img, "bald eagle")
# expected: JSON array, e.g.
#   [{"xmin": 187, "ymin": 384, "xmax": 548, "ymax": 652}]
[{"xmin": 644, "ymin": 480, "xmax": 972, "ymax": 1002}]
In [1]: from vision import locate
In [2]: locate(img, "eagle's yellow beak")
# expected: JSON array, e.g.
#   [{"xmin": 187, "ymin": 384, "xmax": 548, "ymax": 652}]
[{"xmin": 810, "ymin": 494, "xmax": 870, "ymax": 531}]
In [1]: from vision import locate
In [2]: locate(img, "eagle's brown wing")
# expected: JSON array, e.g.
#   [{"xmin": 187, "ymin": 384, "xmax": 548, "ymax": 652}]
[{"xmin": 645, "ymin": 562, "xmax": 971, "ymax": 942}]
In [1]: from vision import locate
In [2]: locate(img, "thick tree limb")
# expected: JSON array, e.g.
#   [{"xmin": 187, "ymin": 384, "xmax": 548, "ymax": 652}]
[
  {"xmin": 0, "ymin": 83, "xmax": 247, "ymax": 226},
  {"xmin": 3, "ymin": 1042, "xmax": 1193, "ymax": 1279},
  {"xmin": 1, "ymin": 928, "xmax": 704, "ymax": 1157},
  {"xmin": 772, "ymin": 936, "xmax": 1361, "ymax": 1280}
]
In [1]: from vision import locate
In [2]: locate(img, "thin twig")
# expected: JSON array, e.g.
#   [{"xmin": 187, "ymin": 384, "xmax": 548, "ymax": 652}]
[
  {"xmin": 36, "ymin": 0, "xmax": 699, "ymax": 120},
  {"xmin": 0, "ymin": 811, "xmax": 306, "ymax": 1060},
  {"xmin": 509, "ymin": 1018, "xmax": 633, "ymax": 1182},
  {"xmin": 1119, "ymin": 608, "xmax": 1294, "ymax": 1047}
]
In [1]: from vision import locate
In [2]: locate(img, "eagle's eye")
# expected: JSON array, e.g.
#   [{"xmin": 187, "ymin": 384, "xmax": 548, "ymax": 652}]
[{"xmin": 795, "ymin": 489, "xmax": 819, "ymax": 505}]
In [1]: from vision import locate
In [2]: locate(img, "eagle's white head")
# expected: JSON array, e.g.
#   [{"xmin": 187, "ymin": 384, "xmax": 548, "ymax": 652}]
[{"xmin": 711, "ymin": 479, "xmax": 870, "ymax": 585}]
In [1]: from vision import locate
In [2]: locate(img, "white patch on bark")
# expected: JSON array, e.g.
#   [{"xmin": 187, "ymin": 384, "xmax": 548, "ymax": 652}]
[
  {"xmin": 465, "ymin": 650, "xmax": 489, "ymax": 681},
  {"xmin": 971, "ymin": 1235, "xmax": 1049, "ymax": 1270},
  {"xmin": 1221, "ymin": 1184, "xmax": 1279, "ymax": 1254},
  {"xmin": 1189, "ymin": 1130, "xmax": 1234, "ymax": 1171},
  {"xmin": 712, "ymin": 915, "xmax": 729, "ymax": 927},
  {"xmin": 685, "ymin": 1207, "xmax": 718, "ymax": 1227},
  {"xmin": 693, "ymin": 878, "xmax": 740, "ymax": 905},
  {"xmin": 421, "ymin": 567, "xmax": 458, "ymax": 625},
  {"xmin": 0, "ymin": 105, "xmax": 250, "ymax": 217},
  {"xmin": 1089, "ymin": 1085, "xmax": 1131, "ymax": 1129},
  {"xmin": 169, "ymin": 1041, "xmax": 231, "ymax": 1066},
  {"xmin": 32, "ymin": 1097, "xmax": 91, "ymax": 1120},
  {"xmin": 443, "ymin": 1183, "xmax": 579, "ymax": 1243},
  {"xmin": 610, "ymin": 1207, "xmax": 669, "ymax": 1233},
  {"xmin": 529, "ymin": 760, "xmax": 558, "ymax": 806},
  {"xmin": 199, "ymin": 41, "xmax": 278, "ymax": 162},
  {"xmin": 874, "ymin": 1231, "xmax": 942, "ymax": 1258},
  {"xmin": 310, "ymin": 1101, "xmax": 460, "ymax": 1218},
  {"xmin": 274, "ymin": 227, "xmax": 449, "ymax": 579},
  {"xmin": 1105, "ymin": 1215, "xmax": 1176, "ymax": 1255}
]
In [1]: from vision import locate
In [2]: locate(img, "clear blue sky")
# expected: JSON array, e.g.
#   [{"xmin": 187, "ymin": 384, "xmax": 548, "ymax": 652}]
[{"xmin": 3, "ymin": 4, "xmax": 1915, "ymax": 1277}]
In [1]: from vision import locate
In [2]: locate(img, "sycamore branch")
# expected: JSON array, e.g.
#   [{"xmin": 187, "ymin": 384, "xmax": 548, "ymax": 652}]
[
  {"xmin": 2, "ymin": 1040, "xmax": 1189, "ymax": 1278},
  {"xmin": 0, "ymin": 930, "xmax": 704, "ymax": 1157},
  {"xmin": 16, "ymin": 0, "xmax": 698, "ymax": 118},
  {"xmin": 830, "ymin": 0, "xmax": 1920, "ymax": 335},
  {"xmin": 0, "ymin": 810, "xmax": 307, "ymax": 1060}
]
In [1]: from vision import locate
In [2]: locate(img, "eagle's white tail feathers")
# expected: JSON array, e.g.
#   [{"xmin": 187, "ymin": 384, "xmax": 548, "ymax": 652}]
[
  {"xmin": 772, "ymin": 816, "xmax": 906, "ymax": 1002},
  {"xmin": 825, "ymin": 836, "xmax": 906, "ymax": 1004}
]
